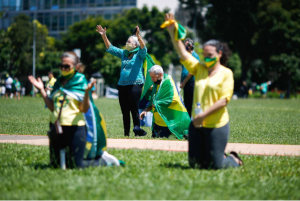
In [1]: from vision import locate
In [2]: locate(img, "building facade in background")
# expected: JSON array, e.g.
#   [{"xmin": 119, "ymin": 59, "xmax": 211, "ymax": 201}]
[{"xmin": 0, "ymin": 0, "xmax": 136, "ymax": 38}]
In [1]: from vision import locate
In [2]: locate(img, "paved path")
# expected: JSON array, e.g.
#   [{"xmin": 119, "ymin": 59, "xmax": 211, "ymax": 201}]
[{"xmin": 0, "ymin": 134, "xmax": 300, "ymax": 156}]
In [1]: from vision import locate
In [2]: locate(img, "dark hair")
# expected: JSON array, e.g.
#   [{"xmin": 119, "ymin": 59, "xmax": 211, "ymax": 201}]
[
  {"xmin": 203, "ymin": 39, "xmax": 231, "ymax": 65},
  {"xmin": 184, "ymin": 38, "xmax": 194, "ymax": 50},
  {"xmin": 48, "ymin": 71, "xmax": 53, "ymax": 75}
]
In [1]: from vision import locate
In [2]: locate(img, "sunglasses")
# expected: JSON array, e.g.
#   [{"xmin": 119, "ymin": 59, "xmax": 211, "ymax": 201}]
[{"xmin": 59, "ymin": 64, "xmax": 72, "ymax": 69}]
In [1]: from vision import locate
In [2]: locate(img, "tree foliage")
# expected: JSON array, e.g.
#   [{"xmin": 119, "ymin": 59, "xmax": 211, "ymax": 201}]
[{"xmin": 179, "ymin": 0, "xmax": 300, "ymax": 94}]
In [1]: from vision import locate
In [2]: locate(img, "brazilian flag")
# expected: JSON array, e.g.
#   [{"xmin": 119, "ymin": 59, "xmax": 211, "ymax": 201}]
[
  {"xmin": 51, "ymin": 72, "xmax": 107, "ymax": 159},
  {"xmin": 140, "ymin": 54, "xmax": 156, "ymax": 101},
  {"xmin": 149, "ymin": 74, "xmax": 190, "ymax": 139},
  {"xmin": 160, "ymin": 20, "xmax": 187, "ymax": 41}
]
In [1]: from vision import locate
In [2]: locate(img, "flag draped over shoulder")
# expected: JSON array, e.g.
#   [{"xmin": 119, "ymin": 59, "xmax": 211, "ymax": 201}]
[
  {"xmin": 149, "ymin": 74, "xmax": 190, "ymax": 139},
  {"xmin": 140, "ymin": 54, "xmax": 156, "ymax": 101},
  {"xmin": 50, "ymin": 72, "xmax": 107, "ymax": 159},
  {"xmin": 160, "ymin": 20, "xmax": 186, "ymax": 41}
]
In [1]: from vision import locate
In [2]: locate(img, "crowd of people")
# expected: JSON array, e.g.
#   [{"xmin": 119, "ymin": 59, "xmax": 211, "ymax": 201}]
[
  {"xmin": 24, "ymin": 13, "xmax": 245, "ymax": 170},
  {"xmin": 1, "ymin": 74, "xmax": 23, "ymax": 99}
]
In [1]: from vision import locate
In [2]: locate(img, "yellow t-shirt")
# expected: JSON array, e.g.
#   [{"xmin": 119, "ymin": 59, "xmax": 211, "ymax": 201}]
[
  {"xmin": 153, "ymin": 85, "xmax": 168, "ymax": 127},
  {"xmin": 50, "ymin": 90, "xmax": 85, "ymax": 126},
  {"xmin": 180, "ymin": 55, "xmax": 234, "ymax": 128}
]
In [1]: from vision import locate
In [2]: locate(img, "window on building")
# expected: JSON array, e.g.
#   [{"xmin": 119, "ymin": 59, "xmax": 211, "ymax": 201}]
[
  {"xmin": 23, "ymin": 0, "xmax": 29, "ymax": 10},
  {"xmin": 67, "ymin": 12, "xmax": 72, "ymax": 27},
  {"xmin": 121, "ymin": 0, "xmax": 127, "ymax": 6},
  {"xmin": 88, "ymin": 0, "xmax": 95, "ymax": 7},
  {"xmin": 3, "ymin": 18, "xmax": 10, "ymax": 29},
  {"xmin": 113, "ymin": 0, "xmax": 119, "ymax": 6},
  {"xmin": 38, "ymin": 0, "xmax": 44, "ymax": 9},
  {"xmin": 51, "ymin": 14, "xmax": 58, "ymax": 30},
  {"xmin": 104, "ymin": 13, "xmax": 111, "ymax": 20},
  {"xmin": 67, "ymin": 0, "xmax": 72, "ymax": 7},
  {"xmin": 104, "ymin": 0, "xmax": 111, "ymax": 6},
  {"xmin": 74, "ymin": 12, "xmax": 80, "ymax": 23},
  {"xmin": 129, "ymin": 0, "xmax": 135, "ymax": 6},
  {"xmin": 30, "ymin": 0, "xmax": 36, "ymax": 10},
  {"xmin": 9, "ymin": 0, "xmax": 16, "ymax": 11},
  {"xmin": 96, "ymin": 0, "xmax": 103, "ymax": 6},
  {"xmin": 59, "ymin": 14, "xmax": 64, "ymax": 30},
  {"xmin": 60, "ymin": 0, "xmax": 65, "ymax": 8},
  {"xmin": 82, "ymin": 0, "xmax": 87, "ymax": 7},
  {"xmin": 45, "ymin": 0, "xmax": 50, "ymax": 9},
  {"xmin": 74, "ymin": 0, "xmax": 80, "ymax": 8},
  {"xmin": 0, "ymin": 0, "xmax": 2, "ymax": 11},
  {"xmin": 44, "ymin": 13, "xmax": 50, "ymax": 28},
  {"xmin": 37, "ymin": 13, "xmax": 44, "ymax": 24},
  {"xmin": 88, "ymin": 10, "xmax": 96, "ymax": 17}
]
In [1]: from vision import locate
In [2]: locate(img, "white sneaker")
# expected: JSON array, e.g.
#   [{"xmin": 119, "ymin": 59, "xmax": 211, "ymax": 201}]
[{"xmin": 99, "ymin": 151, "xmax": 120, "ymax": 166}]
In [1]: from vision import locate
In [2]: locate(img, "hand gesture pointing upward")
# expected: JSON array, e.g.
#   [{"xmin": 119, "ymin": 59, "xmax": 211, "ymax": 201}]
[{"xmin": 96, "ymin": 25, "xmax": 106, "ymax": 35}]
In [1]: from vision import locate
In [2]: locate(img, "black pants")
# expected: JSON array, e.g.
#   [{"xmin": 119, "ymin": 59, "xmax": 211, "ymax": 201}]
[
  {"xmin": 188, "ymin": 122, "xmax": 239, "ymax": 169},
  {"xmin": 152, "ymin": 123, "xmax": 172, "ymax": 138},
  {"xmin": 118, "ymin": 84, "xmax": 143, "ymax": 135},
  {"xmin": 48, "ymin": 124, "xmax": 100, "ymax": 168},
  {"xmin": 184, "ymin": 82, "xmax": 194, "ymax": 117}
]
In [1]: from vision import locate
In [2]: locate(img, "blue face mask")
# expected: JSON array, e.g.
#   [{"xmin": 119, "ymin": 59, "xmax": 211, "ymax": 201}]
[{"xmin": 186, "ymin": 46, "xmax": 189, "ymax": 51}]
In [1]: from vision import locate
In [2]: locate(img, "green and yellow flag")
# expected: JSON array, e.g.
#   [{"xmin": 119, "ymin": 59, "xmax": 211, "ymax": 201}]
[
  {"xmin": 149, "ymin": 74, "xmax": 190, "ymax": 139},
  {"xmin": 140, "ymin": 54, "xmax": 156, "ymax": 101},
  {"xmin": 160, "ymin": 20, "xmax": 187, "ymax": 41},
  {"xmin": 51, "ymin": 72, "xmax": 107, "ymax": 159}
]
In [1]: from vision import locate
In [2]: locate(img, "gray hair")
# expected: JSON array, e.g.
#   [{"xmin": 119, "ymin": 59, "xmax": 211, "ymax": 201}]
[
  {"xmin": 148, "ymin": 65, "xmax": 164, "ymax": 75},
  {"xmin": 61, "ymin": 52, "xmax": 79, "ymax": 66},
  {"xmin": 128, "ymin": 35, "xmax": 140, "ymax": 47},
  {"xmin": 203, "ymin": 39, "xmax": 223, "ymax": 52}
]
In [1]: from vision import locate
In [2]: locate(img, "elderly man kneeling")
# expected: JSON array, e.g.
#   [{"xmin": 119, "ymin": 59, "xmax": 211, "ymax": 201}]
[{"xmin": 139, "ymin": 65, "xmax": 190, "ymax": 139}]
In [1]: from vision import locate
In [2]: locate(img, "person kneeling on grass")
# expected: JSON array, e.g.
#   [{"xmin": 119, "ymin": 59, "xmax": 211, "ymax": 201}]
[
  {"xmin": 28, "ymin": 51, "xmax": 121, "ymax": 169},
  {"xmin": 139, "ymin": 65, "xmax": 190, "ymax": 139}
]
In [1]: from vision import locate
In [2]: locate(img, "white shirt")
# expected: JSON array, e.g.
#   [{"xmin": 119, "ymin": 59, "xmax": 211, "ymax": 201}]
[
  {"xmin": 5, "ymin": 77, "xmax": 13, "ymax": 89},
  {"xmin": 1, "ymin": 86, "xmax": 5, "ymax": 94}
]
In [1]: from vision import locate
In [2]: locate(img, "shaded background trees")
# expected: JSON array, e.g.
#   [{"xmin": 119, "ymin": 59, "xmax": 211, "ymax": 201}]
[{"xmin": 0, "ymin": 2, "xmax": 299, "ymax": 95}]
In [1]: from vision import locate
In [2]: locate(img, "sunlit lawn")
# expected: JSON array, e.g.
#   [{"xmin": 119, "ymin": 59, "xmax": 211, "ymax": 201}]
[{"xmin": 0, "ymin": 97, "xmax": 299, "ymax": 144}]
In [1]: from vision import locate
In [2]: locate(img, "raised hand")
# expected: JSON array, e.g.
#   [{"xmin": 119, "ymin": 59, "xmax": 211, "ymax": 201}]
[
  {"xmin": 135, "ymin": 25, "xmax": 140, "ymax": 36},
  {"xmin": 28, "ymin": 76, "xmax": 44, "ymax": 91},
  {"xmin": 96, "ymin": 25, "xmax": 106, "ymax": 35},
  {"xmin": 165, "ymin": 13, "xmax": 175, "ymax": 33},
  {"xmin": 86, "ymin": 80, "xmax": 97, "ymax": 92}
]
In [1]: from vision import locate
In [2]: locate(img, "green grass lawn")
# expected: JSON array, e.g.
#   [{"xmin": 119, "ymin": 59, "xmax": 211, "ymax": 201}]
[
  {"xmin": 0, "ymin": 97, "xmax": 299, "ymax": 144},
  {"xmin": 0, "ymin": 143, "xmax": 299, "ymax": 200}
]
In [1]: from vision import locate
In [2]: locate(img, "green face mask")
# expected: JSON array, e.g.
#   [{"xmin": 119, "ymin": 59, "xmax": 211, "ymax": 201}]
[{"xmin": 204, "ymin": 56, "xmax": 219, "ymax": 68}]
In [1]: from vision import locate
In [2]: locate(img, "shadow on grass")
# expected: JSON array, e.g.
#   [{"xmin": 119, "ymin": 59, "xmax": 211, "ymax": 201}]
[
  {"xmin": 32, "ymin": 163, "xmax": 53, "ymax": 170},
  {"xmin": 160, "ymin": 163, "xmax": 191, "ymax": 170}
]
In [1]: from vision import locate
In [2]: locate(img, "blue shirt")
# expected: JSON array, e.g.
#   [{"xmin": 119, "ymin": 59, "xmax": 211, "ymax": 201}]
[
  {"xmin": 181, "ymin": 51, "xmax": 200, "ymax": 83},
  {"xmin": 106, "ymin": 44, "xmax": 147, "ymax": 86}
]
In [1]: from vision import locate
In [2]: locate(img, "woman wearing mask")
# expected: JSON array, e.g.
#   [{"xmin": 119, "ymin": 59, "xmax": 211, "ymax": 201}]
[
  {"xmin": 163, "ymin": 14, "xmax": 243, "ymax": 169},
  {"xmin": 28, "ymin": 52, "xmax": 119, "ymax": 168},
  {"xmin": 96, "ymin": 25, "xmax": 147, "ymax": 137}
]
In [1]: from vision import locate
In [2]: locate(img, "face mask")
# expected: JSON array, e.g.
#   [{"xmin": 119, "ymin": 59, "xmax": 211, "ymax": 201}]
[
  {"xmin": 154, "ymin": 79, "xmax": 162, "ymax": 85},
  {"xmin": 126, "ymin": 43, "xmax": 135, "ymax": 51},
  {"xmin": 204, "ymin": 56, "xmax": 219, "ymax": 68},
  {"xmin": 61, "ymin": 68, "xmax": 75, "ymax": 80}
]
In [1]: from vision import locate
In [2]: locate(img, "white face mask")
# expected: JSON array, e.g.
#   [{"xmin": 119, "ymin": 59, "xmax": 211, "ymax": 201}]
[{"xmin": 126, "ymin": 43, "xmax": 135, "ymax": 51}]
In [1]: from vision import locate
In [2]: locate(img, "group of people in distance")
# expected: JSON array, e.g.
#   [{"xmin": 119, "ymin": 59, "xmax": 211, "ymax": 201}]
[
  {"xmin": 28, "ymin": 13, "xmax": 243, "ymax": 170},
  {"xmin": 2, "ymin": 74, "xmax": 22, "ymax": 100}
]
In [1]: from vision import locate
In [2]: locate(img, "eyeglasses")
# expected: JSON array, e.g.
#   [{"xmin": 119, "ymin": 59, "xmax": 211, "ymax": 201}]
[{"xmin": 59, "ymin": 64, "xmax": 72, "ymax": 70}]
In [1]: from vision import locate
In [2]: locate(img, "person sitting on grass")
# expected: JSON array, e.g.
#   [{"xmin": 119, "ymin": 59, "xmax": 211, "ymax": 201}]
[
  {"xmin": 28, "ymin": 51, "xmax": 120, "ymax": 169},
  {"xmin": 139, "ymin": 65, "xmax": 190, "ymax": 139}
]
